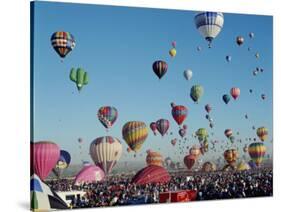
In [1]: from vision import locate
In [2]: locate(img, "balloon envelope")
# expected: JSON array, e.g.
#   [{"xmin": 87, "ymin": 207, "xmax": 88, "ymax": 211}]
[{"xmin": 74, "ymin": 165, "xmax": 105, "ymax": 185}]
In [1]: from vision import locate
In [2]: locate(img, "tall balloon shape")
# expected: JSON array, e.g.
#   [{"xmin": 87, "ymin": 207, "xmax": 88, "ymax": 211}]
[
  {"xmin": 156, "ymin": 119, "xmax": 170, "ymax": 136},
  {"xmin": 183, "ymin": 69, "xmax": 193, "ymax": 81},
  {"xmin": 122, "ymin": 121, "xmax": 148, "ymax": 152},
  {"xmin": 248, "ymin": 142, "xmax": 266, "ymax": 166},
  {"xmin": 222, "ymin": 94, "xmax": 231, "ymax": 104},
  {"xmin": 89, "ymin": 136, "xmax": 122, "ymax": 175},
  {"xmin": 31, "ymin": 141, "xmax": 60, "ymax": 181},
  {"xmin": 190, "ymin": 85, "xmax": 204, "ymax": 103},
  {"xmin": 230, "ymin": 87, "xmax": 240, "ymax": 100},
  {"xmin": 152, "ymin": 60, "xmax": 168, "ymax": 79},
  {"xmin": 184, "ymin": 154, "xmax": 196, "ymax": 170},
  {"xmin": 171, "ymin": 105, "xmax": 188, "ymax": 126}
]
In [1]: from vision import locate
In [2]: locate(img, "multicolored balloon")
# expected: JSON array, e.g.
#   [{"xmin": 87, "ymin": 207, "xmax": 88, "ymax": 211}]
[
  {"xmin": 152, "ymin": 60, "xmax": 168, "ymax": 79},
  {"xmin": 171, "ymin": 138, "xmax": 177, "ymax": 146},
  {"xmin": 205, "ymin": 104, "xmax": 212, "ymax": 113},
  {"xmin": 156, "ymin": 119, "xmax": 170, "ymax": 136},
  {"xmin": 97, "ymin": 106, "xmax": 118, "ymax": 129},
  {"xmin": 122, "ymin": 121, "xmax": 148, "ymax": 152},
  {"xmin": 248, "ymin": 142, "xmax": 266, "ymax": 166},
  {"xmin": 224, "ymin": 149, "xmax": 238, "ymax": 166},
  {"xmin": 50, "ymin": 31, "xmax": 75, "ymax": 59},
  {"xmin": 52, "ymin": 150, "xmax": 71, "ymax": 178},
  {"xmin": 256, "ymin": 127, "xmax": 268, "ymax": 141},
  {"xmin": 171, "ymin": 105, "xmax": 188, "ymax": 126},
  {"xmin": 190, "ymin": 85, "xmax": 204, "ymax": 103},
  {"xmin": 146, "ymin": 151, "xmax": 163, "ymax": 167},
  {"xmin": 89, "ymin": 136, "xmax": 122, "ymax": 174},
  {"xmin": 194, "ymin": 12, "xmax": 224, "ymax": 48},
  {"xmin": 202, "ymin": 161, "xmax": 216, "ymax": 172}
]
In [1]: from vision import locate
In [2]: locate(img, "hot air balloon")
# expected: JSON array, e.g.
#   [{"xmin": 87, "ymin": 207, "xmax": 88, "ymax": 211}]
[
  {"xmin": 122, "ymin": 121, "xmax": 148, "ymax": 152},
  {"xmin": 150, "ymin": 122, "xmax": 157, "ymax": 135},
  {"xmin": 202, "ymin": 161, "xmax": 216, "ymax": 172},
  {"xmin": 171, "ymin": 105, "xmax": 188, "ymax": 126},
  {"xmin": 189, "ymin": 146, "xmax": 201, "ymax": 158},
  {"xmin": 52, "ymin": 150, "xmax": 71, "ymax": 178},
  {"xmin": 196, "ymin": 128, "xmax": 208, "ymax": 142},
  {"xmin": 171, "ymin": 41, "xmax": 176, "ymax": 48},
  {"xmin": 152, "ymin": 60, "xmax": 168, "ymax": 79},
  {"xmin": 249, "ymin": 32, "xmax": 254, "ymax": 39},
  {"xmin": 224, "ymin": 149, "xmax": 238, "ymax": 166},
  {"xmin": 70, "ymin": 68, "xmax": 89, "ymax": 92},
  {"xmin": 226, "ymin": 55, "xmax": 231, "ymax": 62},
  {"xmin": 256, "ymin": 127, "xmax": 268, "ymax": 141},
  {"xmin": 179, "ymin": 129, "xmax": 186, "ymax": 138},
  {"xmin": 146, "ymin": 151, "xmax": 163, "ymax": 167},
  {"xmin": 89, "ymin": 136, "xmax": 122, "ymax": 174},
  {"xmin": 261, "ymin": 94, "xmax": 266, "ymax": 100},
  {"xmin": 171, "ymin": 138, "xmax": 177, "ymax": 146},
  {"xmin": 164, "ymin": 157, "xmax": 172, "ymax": 167},
  {"xmin": 156, "ymin": 119, "xmax": 170, "ymax": 137},
  {"xmin": 248, "ymin": 142, "xmax": 266, "ymax": 166},
  {"xmin": 97, "ymin": 106, "xmax": 118, "ymax": 129},
  {"xmin": 50, "ymin": 31, "xmax": 75, "ymax": 59},
  {"xmin": 197, "ymin": 46, "xmax": 202, "ymax": 51},
  {"xmin": 249, "ymin": 89, "xmax": 253, "ymax": 93},
  {"xmin": 183, "ymin": 69, "xmax": 193, "ymax": 81},
  {"xmin": 184, "ymin": 154, "xmax": 196, "ymax": 170},
  {"xmin": 209, "ymin": 122, "xmax": 214, "ymax": 128},
  {"xmin": 31, "ymin": 141, "xmax": 60, "ymax": 181},
  {"xmin": 74, "ymin": 165, "xmax": 105, "ymax": 185},
  {"xmin": 236, "ymin": 36, "xmax": 244, "ymax": 46},
  {"xmin": 224, "ymin": 129, "xmax": 233, "ymax": 139},
  {"xmin": 222, "ymin": 94, "xmax": 231, "ymax": 104},
  {"xmin": 190, "ymin": 85, "xmax": 204, "ymax": 103},
  {"xmin": 205, "ymin": 104, "xmax": 212, "ymax": 113},
  {"xmin": 230, "ymin": 87, "xmax": 240, "ymax": 100},
  {"xmin": 255, "ymin": 52, "xmax": 260, "ymax": 59},
  {"xmin": 169, "ymin": 48, "xmax": 177, "ymax": 58},
  {"xmin": 183, "ymin": 124, "xmax": 187, "ymax": 130},
  {"xmin": 194, "ymin": 12, "xmax": 224, "ymax": 48},
  {"xmin": 237, "ymin": 161, "xmax": 250, "ymax": 171},
  {"xmin": 131, "ymin": 165, "xmax": 171, "ymax": 185},
  {"xmin": 243, "ymin": 145, "xmax": 248, "ymax": 153}
]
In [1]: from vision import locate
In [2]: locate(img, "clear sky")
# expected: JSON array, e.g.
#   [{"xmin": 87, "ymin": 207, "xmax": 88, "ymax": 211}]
[{"xmin": 32, "ymin": 1, "xmax": 273, "ymax": 167}]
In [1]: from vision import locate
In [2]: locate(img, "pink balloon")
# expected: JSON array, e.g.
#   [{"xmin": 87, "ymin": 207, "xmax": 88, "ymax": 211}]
[
  {"xmin": 74, "ymin": 164, "xmax": 105, "ymax": 185},
  {"xmin": 31, "ymin": 141, "xmax": 60, "ymax": 180}
]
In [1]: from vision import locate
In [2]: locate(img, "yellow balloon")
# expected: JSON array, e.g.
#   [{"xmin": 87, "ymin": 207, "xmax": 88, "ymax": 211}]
[{"xmin": 169, "ymin": 48, "xmax": 177, "ymax": 57}]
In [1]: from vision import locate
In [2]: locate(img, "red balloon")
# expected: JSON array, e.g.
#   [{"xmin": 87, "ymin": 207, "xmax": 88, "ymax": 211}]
[
  {"xmin": 230, "ymin": 87, "xmax": 240, "ymax": 100},
  {"xmin": 131, "ymin": 165, "xmax": 171, "ymax": 185},
  {"xmin": 150, "ymin": 122, "xmax": 157, "ymax": 135},
  {"xmin": 184, "ymin": 154, "xmax": 196, "ymax": 170},
  {"xmin": 172, "ymin": 105, "xmax": 188, "ymax": 126},
  {"xmin": 31, "ymin": 141, "xmax": 60, "ymax": 180}
]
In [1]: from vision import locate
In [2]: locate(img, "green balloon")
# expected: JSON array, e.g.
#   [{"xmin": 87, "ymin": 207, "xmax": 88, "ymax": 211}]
[
  {"xmin": 70, "ymin": 68, "xmax": 89, "ymax": 91},
  {"xmin": 190, "ymin": 85, "xmax": 204, "ymax": 103}
]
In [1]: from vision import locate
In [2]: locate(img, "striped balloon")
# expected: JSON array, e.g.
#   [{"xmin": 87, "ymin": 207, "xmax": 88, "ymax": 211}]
[
  {"xmin": 122, "ymin": 121, "xmax": 148, "ymax": 152},
  {"xmin": 194, "ymin": 12, "xmax": 224, "ymax": 47},
  {"xmin": 146, "ymin": 151, "xmax": 163, "ymax": 167},
  {"xmin": 31, "ymin": 141, "xmax": 60, "ymax": 181},
  {"xmin": 171, "ymin": 105, "xmax": 188, "ymax": 126},
  {"xmin": 230, "ymin": 87, "xmax": 240, "ymax": 100},
  {"xmin": 152, "ymin": 60, "xmax": 168, "ymax": 79},
  {"xmin": 256, "ymin": 127, "xmax": 268, "ymax": 141},
  {"xmin": 156, "ymin": 119, "xmax": 170, "ymax": 136},
  {"xmin": 89, "ymin": 136, "xmax": 122, "ymax": 175},
  {"xmin": 248, "ymin": 142, "xmax": 266, "ymax": 166},
  {"xmin": 50, "ymin": 31, "xmax": 75, "ymax": 58},
  {"xmin": 97, "ymin": 106, "xmax": 118, "ymax": 129}
]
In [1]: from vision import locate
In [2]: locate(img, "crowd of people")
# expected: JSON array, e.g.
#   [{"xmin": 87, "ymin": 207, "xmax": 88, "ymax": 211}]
[{"xmin": 47, "ymin": 168, "xmax": 273, "ymax": 208}]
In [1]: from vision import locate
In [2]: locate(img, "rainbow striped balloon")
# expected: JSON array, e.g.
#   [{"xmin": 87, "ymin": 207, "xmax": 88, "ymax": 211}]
[{"xmin": 248, "ymin": 142, "xmax": 266, "ymax": 166}]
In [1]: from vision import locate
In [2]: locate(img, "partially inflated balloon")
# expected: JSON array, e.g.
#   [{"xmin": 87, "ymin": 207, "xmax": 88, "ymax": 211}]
[
  {"xmin": 31, "ymin": 141, "xmax": 60, "ymax": 180},
  {"xmin": 190, "ymin": 85, "xmax": 204, "ymax": 103},
  {"xmin": 194, "ymin": 12, "xmax": 224, "ymax": 48},
  {"xmin": 51, "ymin": 31, "xmax": 75, "ymax": 59},
  {"xmin": 97, "ymin": 106, "xmax": 118, "ymax": 129},
  {"xmin": 183, "ymin": 69, "xmax": 193, "ymax": 81},
  {"xmin": 156, "ymin": 119, "xmax": 170, "ymax": 136},
  {"xmin": 256, "ymin": 127, "xmax": 268, "ymax": 141},
  {"xmin": 122, "ymin": 121, "xmax": 148, "ymax": 152},
  {"xmin": 248, "ymin": 142, "xmax": 266, "ymax": 166},
  {"xmin": 152, "ymin": 60, "xmax": 168, "ymax": 79},
  {"xmin": 89, "ymin": 136, "xmax": 122, "ymax": 174},
  {"xmin": 184, "ymin": 155, "xmax": 196, "ymax": 170},
  {"xmin": 171, "ymin": 105, "xmax": 188, "ymax": 126},
  {"xmin": 230, "ymin": 87, "xmax": 240, "ymax": 100}
]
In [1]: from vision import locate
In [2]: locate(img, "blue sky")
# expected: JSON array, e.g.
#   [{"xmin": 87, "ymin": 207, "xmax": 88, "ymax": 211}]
[{"xmin": 32, "ymin": 1, "xmax": 273, "ymax": 166}]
